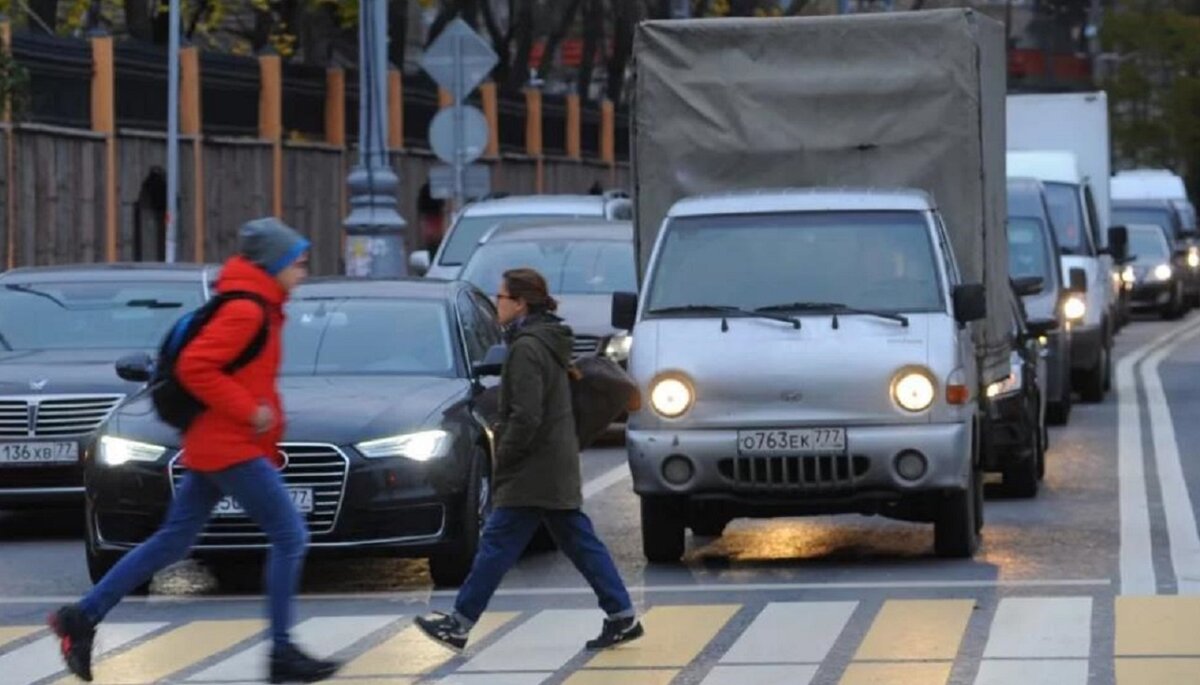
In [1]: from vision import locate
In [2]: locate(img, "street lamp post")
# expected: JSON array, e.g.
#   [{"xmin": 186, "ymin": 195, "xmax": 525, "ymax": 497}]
[
  {"xmin": 165, "ymin": 0, "xmax": 180, "ymax": 263},
  {"xmin": 344, "ymin": 0, "xmax": 407, "ymax": 277}
]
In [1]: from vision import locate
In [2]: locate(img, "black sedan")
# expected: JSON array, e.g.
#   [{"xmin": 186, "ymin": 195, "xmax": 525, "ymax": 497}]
[
  {"xmin": 85, "ymin": 278, "xmax": 504, "ymax": 587},
  {"xmin": 0, "ymin": 263, "xmax": 214, "ymax": 509},
  {"xmin": 1121, "ymin": 223, "xmax": 1188, "ymax": 319}
]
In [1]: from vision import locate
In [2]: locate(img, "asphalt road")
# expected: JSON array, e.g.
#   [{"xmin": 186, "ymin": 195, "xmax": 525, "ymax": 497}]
[{"xmin": 3, "ymin": 313, "xmax": 1200, "ymax": 684}]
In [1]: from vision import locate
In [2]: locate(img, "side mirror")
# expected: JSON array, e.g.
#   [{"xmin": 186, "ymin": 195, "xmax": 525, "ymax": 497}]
[
  {"xmin": 1012, "ymin": 276, "xmax": 1045, "ymax": 297},
  {"xmin": 115, "ymin": 353, "xmax": 153, "ymax": 383},
  {"xmin": 473, "ymin": 344, "xmax": 507, "ymax": 377},
  {"xmin": 409, "ymin": 250, "xmax": 431, "ymax": 276},
  {"xmin": 952, "ymin": 283, "xmax": 987, "ymax": 324},
  {"xmin": 1068, "ymin": 267, "xmax": 1088, "ymax": 293},
  {"xmin": 1107, "ymin": 226, "xmax": 1130, "ymax": 263},
  {"xmin": 612, "ymin": 291, "xmax": 638, "ymax": 331},
  {"xmin": 1026, "ymin": 318, "xmax": 1059, "ymax": 337}
]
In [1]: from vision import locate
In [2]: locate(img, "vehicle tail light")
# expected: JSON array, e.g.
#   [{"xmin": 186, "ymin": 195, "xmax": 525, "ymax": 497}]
[{"xmin": 946, "ymin": 385, "xmax": 970, "ymax": 405}]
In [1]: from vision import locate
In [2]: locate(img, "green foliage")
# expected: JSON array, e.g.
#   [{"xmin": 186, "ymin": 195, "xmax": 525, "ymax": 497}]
[{"xmin": 0, "ymin": 31, "xmax": 30, "ymax": 120}]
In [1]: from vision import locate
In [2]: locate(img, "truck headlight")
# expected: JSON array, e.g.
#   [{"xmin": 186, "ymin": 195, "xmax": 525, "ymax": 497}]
[
  {"xmin": 1188, "ymin": 247, "xmax": 1199, "ymax": 269},
  {"xmin": 356, "ymin": 430, "xmax": 449, "ymax": 461},
  {"xmin": 99, "ymin": 436, "xmax": 167, "ymax": 467},
  {"xmin": 1063, "ymin": 295, "xmax": 1087, "ymax": 322},
  {"xmin": 1155, "ymin": 264, "xmax": 1174, "ymax": 281},
  {"xmin": 1122, "ymin": 266, "xmax": 1136, "ymax": 285},
  {"xmin": 650, "ymin": 375, "xmax": 694, "ymax": 418},
  {"xmin": 892, "ymin": 369, "xmax": 935, "ymax": 412},
  {"xmin": 604, "ymin": 333, "xmax": 632, "ymax": 362}
]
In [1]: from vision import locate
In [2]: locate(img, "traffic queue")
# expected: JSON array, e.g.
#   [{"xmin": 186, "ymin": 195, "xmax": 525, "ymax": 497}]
[{"xmin": 2, "ymin": 9, "xmax": 1200, "ymax": 593}]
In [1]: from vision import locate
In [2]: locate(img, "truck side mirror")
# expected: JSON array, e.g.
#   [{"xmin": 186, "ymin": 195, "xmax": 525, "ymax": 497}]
[
  {"xmin": 1012, "ymin": 277, "xmax": 1044, "ymax": 297},
  {"xmin": 952, "ymin": 284, "xmax": 987, "ymax": 324},
  {"xmin": 1107, "ymin": 226, "xmax": 1130, "ymax": 263},
  {"xmin": 612, "ymin": 291, "xmax": 639, "ymax": 330},
  {"xmin": 409, "ymin": 250, "xmax": 431, "ymax": 276},
  {"xmin": 1068, "ymin": 267, "xmax": 1088, "ymax": 293}
]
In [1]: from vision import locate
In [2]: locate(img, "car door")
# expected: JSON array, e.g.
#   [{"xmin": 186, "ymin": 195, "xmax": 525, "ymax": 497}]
[{"xmin": 458, "ymin": 291, "xmax": 503, "ymax": 427}]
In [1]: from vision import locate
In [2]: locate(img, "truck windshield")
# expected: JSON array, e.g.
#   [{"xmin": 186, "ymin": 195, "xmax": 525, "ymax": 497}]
[
  {"xmin": 1043, "ymin": 183, "xmax": 1090, "ymax": 255},
  {"xmin": 645, "ymin": 211, "xmax": 943, "ymax": 315},
  {"xmin": 1113, "ymin": 206, "xmax": 1180, "ymax": 241},
  {"xmin": 1007, "ymin": 217, "xmax": 1055, "ymax": 283},
  {"xmin": 1127, "ymin": 227, "xmax": 1171, "ymax": 264}
]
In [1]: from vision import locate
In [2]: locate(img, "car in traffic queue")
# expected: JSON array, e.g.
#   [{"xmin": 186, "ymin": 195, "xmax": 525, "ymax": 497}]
[
  {"xmin": 1006, "ymin": 177, "xmax": 1074, "ymax": 425},
  {"xmin": 458, "ymin": 219, "xmax": 638, "ymax": 364},
  {"xmin": 409, "ymin": 192, "xmax": 634, "ymax": 280},
  {"xmin": 981, "ymin": 285, "xmax": 1052, "ymax": 498},
  {"xmin": 84, "ymin": 278, "xmax": 505, "ymax": 587},
  {"xmin": 0, "ymin": 264, "xmax": 214, "ymax": 510},
  {"xmin": 1120, "ymin": 223, "xmax": 1189, "ymax": 319},
  {"xmin": 1112, "ymin": 198, "xmax": 1200, "ymax": 309}
]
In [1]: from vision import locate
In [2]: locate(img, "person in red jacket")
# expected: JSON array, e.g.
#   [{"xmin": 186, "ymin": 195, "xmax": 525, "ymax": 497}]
[{"xmin": 48, "ymin": 218, "xmax": 340, "ymax": 684}]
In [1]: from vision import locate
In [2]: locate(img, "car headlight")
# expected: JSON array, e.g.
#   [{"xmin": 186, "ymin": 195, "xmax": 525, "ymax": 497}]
[
  {"xmin": 892, "ymin": 369, "xmax": 935, "ymax": 412},
  {"xmin": 356, "ymin": 430, "xmax": 450, "ymax": 461},
  {"xmin": 650, "ymin": 375, "xmax": 693, "ymax": 418},
  {"xmin": 1122, "ymin": 266, "xmax": 1136, "ymax": 284},
  {"xmin": 1188, "ymin": 247, "xmax": 1199, "ymax": 269},
  {"xmin": 99, "ymin": 436, "xmax": 167, "ymax": 467},
  {"xmin": 1063, "ymin": 295, "xmax": 1087, "ymax": 322},
  {"xmin": 604, "ymin": 333, "xmax": 632, "ymax": 362},
  {"xmin": 1155, "ymin": 264, "xmax": 1174, "ymax": 281},
  {"xmin": 987, "ymin": 356, "xmax": 1024, "ymax": 398}
]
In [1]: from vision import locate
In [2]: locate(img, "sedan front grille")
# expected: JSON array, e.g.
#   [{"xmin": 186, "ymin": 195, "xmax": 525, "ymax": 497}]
[
  {"xmin": 719, "ymin": 454, "xmax": 870, "ymax": 493},
  {"xmin": 170, "ymin": 443, "xmax": 349, "ymax": 539},
  {"xmin": 0, "ymin": 395, "xmax": 123, "ymax": 439}
]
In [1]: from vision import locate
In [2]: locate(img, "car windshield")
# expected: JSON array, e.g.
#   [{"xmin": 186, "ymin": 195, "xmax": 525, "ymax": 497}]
[
  {"xmin": 282, "ymin": 299, "xmax": 457, "ymax": 377},
  {"xmin": 460, "ymin": 239, "xmax": 637, "ymax": 295},
  {"xmin": 1113, "ymin": 206, "xmax": 1179, "ymax": 240},
  {"xmin": 1128, "ymin": 228, "xmax": 1171, "ymax": 263},
  {"xmin": 1043, "ymin": 182, "xmax": 1089, "ymax": 254},
  {"xmin": 645, "ymin": 211, "xmax": 944, "ymax": 314},
  {"xmin": 440, "ymin": 213, "xmax": 597, "ymax": 266},
  {"xmin": 1007, "ymin": 217, "xmax": 1055, "ymax": 282},
  {"xmin": 0, "ymin": 281, "xmax": 203, "ymax": 351}
]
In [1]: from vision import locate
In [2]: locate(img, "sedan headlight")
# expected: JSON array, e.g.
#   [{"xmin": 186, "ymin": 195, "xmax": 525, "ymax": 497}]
[
  {"xmin": 1188, "ymin": 247, "xmax": 1199, "ymax": 269},
  {"xmin": 356, "ymin": 430, "xmax": 450, "ymax": 461},
  {"xmin": 986, "ymin": 356, "xmax": 1024, "ymax": 399},
  {"xmin": 892, "ymin": 369, "xmax": 935, "ymax": 413},
  {"xmin": 1154, "ymin": 264, "xmax": 1174, "ymax": 281},
  {"xmin": 650, "ymin": 375, "xmax": 693, "ymax": 418},
  {"xmin": 604, "ymin": 333, "xmax": 632, "ymax": 362},
  {"xmin": 99, "ymin": 436, "xmax": 167, "ymax": 467},
  {"xmin": 1122, "ymin": 266, "xmax": 1136, "ymax": 285},
  {"xmin": 1063, "ymin": 295, "xmax": 1087, "ymax": 322}
]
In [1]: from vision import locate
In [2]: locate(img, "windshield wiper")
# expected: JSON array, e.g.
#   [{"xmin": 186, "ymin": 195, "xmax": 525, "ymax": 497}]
[
  {"xmin": 756, "ymin": 302, "xmax": 909, "ymax": 328},
  {"xmin": 126, "ymin": 299, "xmax": 183, "ymax": 309},
  {"xmin": 647, "ymin": 304, "xmax": 800, "ymax": 331}
]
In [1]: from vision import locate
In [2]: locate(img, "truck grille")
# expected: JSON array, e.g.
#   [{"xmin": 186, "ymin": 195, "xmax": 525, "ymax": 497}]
[
  {"xmin": 573, "ymin": 335, "xmax": 601, "ymax": 356},
  {"xmin": 170, "ymin": 443, "xmax": 349, "ymax": 540},
  {"xmin": 0, "ymin": 396, "xmax": 123, "ymax": 438},
  {"xmin": 719, "ymin": 454, "xmax": 870, "ymax": 493}
]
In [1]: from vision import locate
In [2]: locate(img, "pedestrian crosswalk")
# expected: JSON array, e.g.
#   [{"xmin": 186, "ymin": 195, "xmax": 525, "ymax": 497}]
[{"xmin": 2, "ymin": 595, "xmax": 1199, "ymax": 684}]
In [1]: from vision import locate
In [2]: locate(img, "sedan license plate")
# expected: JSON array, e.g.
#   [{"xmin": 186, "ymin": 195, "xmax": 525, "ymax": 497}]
[
  {"xmin": 738, "ymin": 428, "xmax": 846, "ymax": 456},
  {"xmin": 213, "ymin": 488, "xmax": 314, "ymax": 517},
  {"xmin": 0, "ymin": 442, "xmax": 79, "ymax": 465}
]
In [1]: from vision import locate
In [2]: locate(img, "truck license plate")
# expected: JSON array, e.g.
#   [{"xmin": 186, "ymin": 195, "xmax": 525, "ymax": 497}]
[
  {"xmin": 737, "ymin": 428, "xmax": 846, "ymax": 456},
  {"xmin": 0, "ymin": 442, "xmax": 79, "ymax": 465},
  {"xmin": 213, "ymin": 488, "xmax": 314, "ymax": 517}
]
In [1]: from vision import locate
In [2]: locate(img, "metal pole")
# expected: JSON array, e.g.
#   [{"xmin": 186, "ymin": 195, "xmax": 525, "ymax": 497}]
[
  {"xmin": 453, "ymin": 35, "xmax": 464, "ymax": 209},
  {"xmin": 344, "ymin": 0, "xmax": 408, "ymax": 277},
  {"xmin": 165, "ymin": 0, "xmax": 180, "ymax": 263}
]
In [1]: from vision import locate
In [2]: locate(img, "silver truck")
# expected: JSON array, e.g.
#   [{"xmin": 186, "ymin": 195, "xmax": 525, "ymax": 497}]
[{"xmin": 613, "ymin": 9, "xmax": 1012, "ymax": 561}]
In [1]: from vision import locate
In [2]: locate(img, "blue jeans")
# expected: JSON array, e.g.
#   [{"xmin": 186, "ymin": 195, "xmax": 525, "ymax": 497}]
[
  {"xmin": 453, "ymin": 507, "xmax": 634, "ymax": 627},
  {"xmin": 81, "ymin": 457, "xmax": 309, "ymax": 648}
]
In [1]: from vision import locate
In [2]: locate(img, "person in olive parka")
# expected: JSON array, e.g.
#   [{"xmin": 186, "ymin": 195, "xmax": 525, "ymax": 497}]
[{"xmin": 415, "ymin": 268, "xmax": 643, "ymax": 653}]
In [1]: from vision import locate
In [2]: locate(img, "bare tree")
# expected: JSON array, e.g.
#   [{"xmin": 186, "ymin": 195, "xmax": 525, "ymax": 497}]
[
  {"xmin": 537, "ymin": 0, "xmax": 585, "ymax": 79},
  {"xmin": 576, "ymin": 0, "xmax": 603, "ymax": 98},
  {"xmin": 608, "ymin": 0, "xmax": 636, "ymax": 102}
]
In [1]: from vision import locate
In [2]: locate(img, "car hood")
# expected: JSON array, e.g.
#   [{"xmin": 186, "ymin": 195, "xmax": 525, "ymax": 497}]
[
  {"xmin": 556, "ymin": 293, "xmax": 621, "ymax": 338},
  {"xmin": 0, "ymin": 348, "xmax": 146, "ymax": 396},
  {"xmin": 106, "ymin": 375, "xmax": 472, "ymax": 448}
]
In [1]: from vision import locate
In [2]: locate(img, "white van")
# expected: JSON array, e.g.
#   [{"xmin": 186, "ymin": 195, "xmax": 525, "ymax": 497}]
[{"xmin": 1008, "ymin": 151, "xmax": 1122, "ymax": 402}]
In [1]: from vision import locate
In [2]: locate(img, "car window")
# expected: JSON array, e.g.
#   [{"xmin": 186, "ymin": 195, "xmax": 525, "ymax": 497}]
[
  {"xmin": 460, "ymin": 239, "xmax": 638, "ymax": 295},
  {"xmin": 439, "ymin": 212, "xmax": 596, "ymax": 266},
  {"xmin": 1083, "ymin": 183, "xmax": 1103, "ymax": 247},
  {"xmin": 1043, "ymin": 183, "xmax": 1092, "ymax": 255},
  {"xmin": 469, "ymin": 292, "xmax": 502, "ymax": 349},
  {"xmin": 1007, "ymin": 217, "xmax": 1055, "ymax": 282},
  {"xmin": 1128, "ymin": 228, "xmax": 1171, "ymax": 263},
  {"xmin": 934, "ymin": 215, "xmax": 961, "ymax": 286},
  {"xmin": 1113, "ymin": 206, "xmax": 1181, "ymax": 241},
  {"xmin": 456, "ymin": 292, "xmax": 498, "ymax": 364},
  {"xmin": 0, "ymin": 281, "xmax": 204, "ymax": 351}
]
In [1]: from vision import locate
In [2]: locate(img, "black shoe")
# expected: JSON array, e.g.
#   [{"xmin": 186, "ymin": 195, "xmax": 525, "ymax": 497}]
[
  {"xmin": 47, "ymin": 605, "xmax": 96, "ymax": 683},
  {"xmin": 585, "ymin": 616, "xmax": 644, "ymax": 650},
  {"xmin": 269, "ymin": 643, "xmax": 341, "ymax": 684},
  {"xmin": 414, "ymin": 612, "xmax": 469, "ymax": 653}
]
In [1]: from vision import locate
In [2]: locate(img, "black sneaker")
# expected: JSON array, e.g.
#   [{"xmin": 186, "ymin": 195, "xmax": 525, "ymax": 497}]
[
  {"xmin": 414, "ymin": 612, "xmax": 469, "ymax": 653},
  {"xmin": 585, "ymin": 616, "xmax": 644, "ymax": 650},
  {"xmin": 47, "ymin": 605, "xmax": 96, "ymax": 682},
  {"xmin": 269, "ymin": 643, "xmax": 341, "ymax": 684}
]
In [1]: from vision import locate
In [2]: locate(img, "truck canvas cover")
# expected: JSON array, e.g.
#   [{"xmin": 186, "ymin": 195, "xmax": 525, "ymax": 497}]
[{"xmin": 631, "ymin": 9, "xmax": 1011, "ymax": 382}]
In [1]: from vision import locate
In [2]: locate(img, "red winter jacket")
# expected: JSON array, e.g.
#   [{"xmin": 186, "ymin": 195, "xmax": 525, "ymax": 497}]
[{"xmin": 176, "ymin": 256, "xmax": 287, "ymax": 472}]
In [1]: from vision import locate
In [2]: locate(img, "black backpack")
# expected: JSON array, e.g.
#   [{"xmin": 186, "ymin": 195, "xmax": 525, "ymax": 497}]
[{"xmin": 150, "ymin": 291, "xmax": 269, "ymax": 432}]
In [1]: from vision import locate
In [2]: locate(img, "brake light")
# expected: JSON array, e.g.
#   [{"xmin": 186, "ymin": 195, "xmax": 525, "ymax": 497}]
[{"xmin": 946, "ymin": 385, "xmax": 970, "ymax": 405}]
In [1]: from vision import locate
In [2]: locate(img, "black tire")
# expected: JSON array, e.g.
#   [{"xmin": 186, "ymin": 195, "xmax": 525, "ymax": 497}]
[
  {"xmin": 430, "ymin": 448, "xmax": 491, "ymax": 587},
  {"xmin": 641, "ymin": 496, "xmax": 685, "ymax": 563},
  {"xmin": 1079, "ymin": 342, "xmax": 1109, "ymax": 403},
  {"xmin": 934, "ymin": 467, "xmax": 981, "ymax": 558},
  {"xmin": 689, "ymin": 511, "xmax": 729, "ymax": 538},
  {"xmin": 1046, "ymin": 396, "xmax": 1071, "ymax": 426},
  {"xmin": 1164, "ymin": 283, "xmax": 1186, "ymax": 320},
  {"xmin": 1004, "ymin": 451, "xmax": 1039, "ymax": 499}
]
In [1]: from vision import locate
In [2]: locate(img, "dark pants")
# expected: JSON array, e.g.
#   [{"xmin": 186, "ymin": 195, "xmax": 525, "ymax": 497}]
[
  {"xmin": 453, "ymin": 507, "xmax": 634, "ymax": 627},
  {"xmin": 81, "ymin": 457, "xmax": 309, "ymax": 648}
]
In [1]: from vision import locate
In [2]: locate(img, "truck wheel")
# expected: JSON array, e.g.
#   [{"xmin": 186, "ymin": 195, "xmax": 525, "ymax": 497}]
[
  {"xmin": 690, "ymin": 511, "xmax": 729, "ymax": 538},
  {"xmin": 430, "ymin": 449, "xmax": 490, "ymax": 587},
  {"xmin": 641, "ymin": 496, "xmax": 685, "ymax": 563},
  {"xmin": 934, "ymin": 468, "xmax": 981, "ymax": 558},
  {"xmin": 1079, "ymin": 343, "xmax": 1109, "ymax": 403}
]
